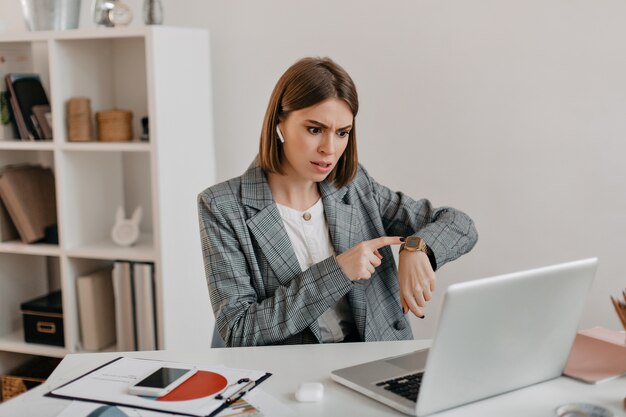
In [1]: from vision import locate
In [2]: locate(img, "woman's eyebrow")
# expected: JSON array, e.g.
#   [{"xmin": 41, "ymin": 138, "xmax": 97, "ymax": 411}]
[{"xmin": 305, "ymin": 119, "xmax": 352, "ymax": 130}]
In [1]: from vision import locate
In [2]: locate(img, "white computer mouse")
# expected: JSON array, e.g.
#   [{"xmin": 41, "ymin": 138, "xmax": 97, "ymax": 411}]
[{"xmin": 295, "ymin": 382, "xmax": 324, "ymax": 402}]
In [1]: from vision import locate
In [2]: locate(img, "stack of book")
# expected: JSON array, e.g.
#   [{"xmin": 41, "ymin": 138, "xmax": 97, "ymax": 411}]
[
  {"xmin": 563, "ymin": 291, "xmax": 626, "ymax": 384},
  {"xmin": 3, "ymin": 73, "xmax": 52, "ymax": 141},
  {"xmin": 563, "ymin": 326, "xmax": 626, "ymax": 384},
  {"xmin": 77, "ymin": 261, "xmax": 158, "ymax": 352}
]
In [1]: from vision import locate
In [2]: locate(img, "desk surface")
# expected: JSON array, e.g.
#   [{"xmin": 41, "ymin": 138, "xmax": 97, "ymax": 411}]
[{"xmin": 1, "ymin": 340, "xmax": 625, "ymax": 417}]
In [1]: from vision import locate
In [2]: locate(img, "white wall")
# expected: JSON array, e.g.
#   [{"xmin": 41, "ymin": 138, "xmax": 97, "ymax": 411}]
[{"xmin": 2, "ymin": 0, "xmax": 625, "ymax": 339}]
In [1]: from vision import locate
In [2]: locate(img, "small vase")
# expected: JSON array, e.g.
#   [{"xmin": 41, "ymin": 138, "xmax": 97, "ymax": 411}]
[{"xmin": 143, "ymin": 0, "xmax": 163, "ymax": 25}]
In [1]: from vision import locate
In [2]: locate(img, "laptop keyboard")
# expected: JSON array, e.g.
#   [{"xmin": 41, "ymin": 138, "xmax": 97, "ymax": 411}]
[{"xmin": 376, "ymin": 372, "xmax": 423, "ymax": 402}]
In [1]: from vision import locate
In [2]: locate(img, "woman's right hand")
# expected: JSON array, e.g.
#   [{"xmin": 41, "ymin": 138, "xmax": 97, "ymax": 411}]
[{"xmin": 336, "ymin": 236, "xmax": 404, "ymax": 281}]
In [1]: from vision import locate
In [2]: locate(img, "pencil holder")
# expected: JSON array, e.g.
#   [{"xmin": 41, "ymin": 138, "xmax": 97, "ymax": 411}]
[
  {"xmin": 67, "ymin": 97, "xmax": 93, "ymax": 142},
  {"xmin": 96, "ymin": 109, "xmax": 133, "ymax": 142}
]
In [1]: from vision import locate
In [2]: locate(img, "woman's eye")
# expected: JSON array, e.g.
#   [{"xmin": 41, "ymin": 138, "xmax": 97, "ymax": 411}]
[
  {"xmin": 307, "ymin": 127, "xmax": 322, "ymax": 134},
  {"xmin": 338, "ymin": 131, "xmax": 350, "ymax": 138}
]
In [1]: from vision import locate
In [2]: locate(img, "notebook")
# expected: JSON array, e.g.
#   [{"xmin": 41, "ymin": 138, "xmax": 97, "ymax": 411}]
[
  {"xmin": 331, "ymin": 258, "xmax": 598, "ymax": 416},
  {"xmin": 563, "ymin": 327, "xmax": 626, "ymax": 384}
]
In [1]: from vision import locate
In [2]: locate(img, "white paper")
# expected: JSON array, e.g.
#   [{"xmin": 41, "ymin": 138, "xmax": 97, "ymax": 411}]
[
  {"xmin": 49, "ymin": 357, "xmax": 268, "ymax": 417},
  {"xmin": 243, "ymin": 389, "xmax": 295, "ymax": 417},
  {"xmin": 54, "ymin": 389, "xmax": 294, "ymax": 417},
  {"xmin": 56, "ymin": 401, "xmax": 169, "ymax": 417}
]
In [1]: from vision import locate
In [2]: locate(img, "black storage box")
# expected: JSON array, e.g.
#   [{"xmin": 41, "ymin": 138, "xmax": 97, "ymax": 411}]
[{"xmin": 20, "ymin": 290, "xmax": 64, "ymax": 347}]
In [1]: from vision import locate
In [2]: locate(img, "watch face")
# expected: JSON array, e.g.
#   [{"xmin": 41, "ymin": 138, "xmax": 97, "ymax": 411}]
[
  {"xmin": 108, "ymin": 3, "xmax": 133, "ymax": 26},
  {"xmin": 406, "ymin": 236, "xmax": 421, "ymax": 249}
]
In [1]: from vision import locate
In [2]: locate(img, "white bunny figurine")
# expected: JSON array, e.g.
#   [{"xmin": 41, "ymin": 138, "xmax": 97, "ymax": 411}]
[{"xmin": 111, "ymin": 205, "xmax": 142, "ymax": 246}]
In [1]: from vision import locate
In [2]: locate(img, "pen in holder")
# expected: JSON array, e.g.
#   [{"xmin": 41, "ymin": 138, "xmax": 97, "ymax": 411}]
[{"xmin": 610, "ymin": 288, "xmax": 626, "ymax": 332}]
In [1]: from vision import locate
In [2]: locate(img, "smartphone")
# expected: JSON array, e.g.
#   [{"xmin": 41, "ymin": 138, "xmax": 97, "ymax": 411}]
[{"xmin": 128, "ymin": 366, "xmax": 197, "ymax": 397}]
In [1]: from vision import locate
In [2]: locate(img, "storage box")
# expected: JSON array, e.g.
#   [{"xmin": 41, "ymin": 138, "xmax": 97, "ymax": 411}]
[
  {"xmin": 96, "ymin": 109, "xmax": 133, "ymax": 142},
  {"xmin": 1, "ymin": 357, "xmax": 61, "ymax": 402},
  {"xmin": 20, "ymin": 290, "xmax": 64, "ymax": 347}
]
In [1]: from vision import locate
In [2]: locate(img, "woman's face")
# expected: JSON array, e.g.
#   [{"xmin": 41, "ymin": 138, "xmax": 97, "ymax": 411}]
[{"xmin": 277, "ymin": 97, "xmax": 353, "ymax": 185}]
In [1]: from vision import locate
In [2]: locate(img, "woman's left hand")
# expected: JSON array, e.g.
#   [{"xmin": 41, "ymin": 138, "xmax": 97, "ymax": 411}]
[{"xmin": 397, "ymin": 251, "xmax": 436, "ymax": 318}]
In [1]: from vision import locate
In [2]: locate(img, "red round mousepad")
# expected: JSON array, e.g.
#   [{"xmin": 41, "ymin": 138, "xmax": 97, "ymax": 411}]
[{"xmin": 158, "ymin": 371, "xmax": 227, "ymax": 402}]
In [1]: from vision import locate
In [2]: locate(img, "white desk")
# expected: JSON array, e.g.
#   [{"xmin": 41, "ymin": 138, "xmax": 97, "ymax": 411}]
[{"xmin": 1, "ymin": 340, "xmax": 624, "ymax": 417}]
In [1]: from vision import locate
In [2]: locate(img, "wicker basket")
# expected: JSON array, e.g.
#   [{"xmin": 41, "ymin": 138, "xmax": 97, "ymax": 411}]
[
  {"xmin": 1, "ymin": 357, "xmax": 61, "ymax": 402},
  {"xmin": 1, "ymin": 375, "xmax": 45, "ymax": 402},
  {"xmin": 96, "ymin": 109, "xmax": 133, "ymax": 142}
]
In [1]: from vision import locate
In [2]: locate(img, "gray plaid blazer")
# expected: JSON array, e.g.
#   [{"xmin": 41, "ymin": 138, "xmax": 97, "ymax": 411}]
[{"xmin": 198, "ymin": 159, "xmax": 478, "ymax": 347}]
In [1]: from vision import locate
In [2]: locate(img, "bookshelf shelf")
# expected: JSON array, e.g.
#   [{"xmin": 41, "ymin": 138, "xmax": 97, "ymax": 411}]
[
  {"xmin": 0, "ymin": 330, "xmax": 67, "ymax": 358},
  {"xmin": 66, "ymin": 234, "xmax": 155, "ymax": 262},
  {"xmin": 0, "ymin": 27, "xmax": 153, "ymax": 43},
  {"xmin": 0, "ymin": 240, "xmax": 61, "ymax": 256},
  {"xmin": 0, "ymin": 141, "xmax": 55, "ymax": 151},
  {"xmin": 59, "ymin": 142, "xmax": 152, "ymax": 152},
  {"xmin": 0, "ymin": 27, "xmax": 216, "ymax": 369}
]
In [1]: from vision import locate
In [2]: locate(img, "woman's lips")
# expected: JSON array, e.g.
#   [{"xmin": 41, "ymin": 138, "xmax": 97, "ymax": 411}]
[{"xmin": 311, "ymin": 161, "xmax": 333, "ymax": 173}]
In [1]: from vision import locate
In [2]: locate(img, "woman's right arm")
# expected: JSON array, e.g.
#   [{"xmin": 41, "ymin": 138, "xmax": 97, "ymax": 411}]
[{"xmin": 198, "ymin": 192, "xmax": 352, "ymax": 347}]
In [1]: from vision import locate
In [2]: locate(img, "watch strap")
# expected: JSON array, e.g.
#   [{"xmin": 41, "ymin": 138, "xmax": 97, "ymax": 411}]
[{"xmin": 399, "ymin": 240, "xmax": 437, "ymax": 271}]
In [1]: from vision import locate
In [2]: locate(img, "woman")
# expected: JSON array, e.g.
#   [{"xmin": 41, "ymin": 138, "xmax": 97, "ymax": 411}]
[{"xmin": 198, "ymin": 57, "xmax": 478, "ymax": 347}]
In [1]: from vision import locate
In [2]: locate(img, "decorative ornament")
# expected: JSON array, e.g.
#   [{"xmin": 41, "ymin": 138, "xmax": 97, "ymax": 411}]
[
  {"xmin": 143, "ymin": 0, "xmax": 163, "ymax": 25},
  {"xmin": 92, "ymin": 0, "xmax": 133, "ymax": 27},
  {"xmin": 111, "ymin": 205, "xmax": 142, "ymax": 246}
]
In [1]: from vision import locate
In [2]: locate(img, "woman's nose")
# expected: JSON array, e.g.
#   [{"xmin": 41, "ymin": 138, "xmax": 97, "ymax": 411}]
[{"xmin": 318, "ymin": 134, "xmax": 335, "ymax": 154}]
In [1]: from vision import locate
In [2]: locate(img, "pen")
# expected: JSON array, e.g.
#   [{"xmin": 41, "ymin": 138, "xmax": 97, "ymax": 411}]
[
  {"xmin": 225, "ymin": 380, "xmax": 256, "ymax": 405},
  {"xmin": 611, "ymin": 296, "xmax": 626, "ymax": 331}
]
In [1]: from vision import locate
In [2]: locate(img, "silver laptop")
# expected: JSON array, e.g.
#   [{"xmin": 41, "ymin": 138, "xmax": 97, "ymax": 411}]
[{"xmin": 331, "ymin": 258, "xmax": 598, "ymax": 416}]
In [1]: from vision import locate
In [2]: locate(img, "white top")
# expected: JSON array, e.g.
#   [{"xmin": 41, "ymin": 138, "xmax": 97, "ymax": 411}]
[{"xmin": 276, "ymin": 199, "xmax": 355, "ymax": 342}]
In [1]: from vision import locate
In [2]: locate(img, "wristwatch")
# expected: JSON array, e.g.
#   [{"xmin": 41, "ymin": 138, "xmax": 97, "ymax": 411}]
[{"xmin": 400, "ymin": 236, "xmax": 429, "ymax": 254}]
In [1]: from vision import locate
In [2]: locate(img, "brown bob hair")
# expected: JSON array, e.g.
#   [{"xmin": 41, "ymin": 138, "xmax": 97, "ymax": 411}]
[{"xmin": 258, "ymin": 57, "xmax": 359, "ymax": 188}]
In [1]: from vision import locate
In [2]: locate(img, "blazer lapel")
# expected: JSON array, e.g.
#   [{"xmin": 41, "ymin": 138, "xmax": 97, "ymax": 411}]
[
  {"xmin": 320, "ymin": 188, "xmax": 359, "ymax": 255},
  {"xmin": 241, "ymin": 161, "xmax": 301, "ymax": 287},
  {"xmin": 247, "ymin": 206, "xmax": 302, "ymax": 287},
  {"xmin": 319, "ymin": 180, "xmax": 369, "ymax": 340}
]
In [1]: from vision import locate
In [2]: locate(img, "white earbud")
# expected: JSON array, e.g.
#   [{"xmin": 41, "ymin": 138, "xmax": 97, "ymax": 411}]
[{"xmin": 276, "ymin": 126, "xmax": 286, "ymax": 143}]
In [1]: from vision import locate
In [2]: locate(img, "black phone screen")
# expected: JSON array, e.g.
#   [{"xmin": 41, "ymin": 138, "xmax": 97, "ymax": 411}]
[{"xmin": 135, "ymin": 367, "xmax": 189, "ymax": 388}]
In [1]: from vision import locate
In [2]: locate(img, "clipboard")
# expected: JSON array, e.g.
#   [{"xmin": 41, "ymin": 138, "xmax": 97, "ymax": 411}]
[{"xmin": 45, "ymin": 357, "xmax": 272, "ymax": 417}]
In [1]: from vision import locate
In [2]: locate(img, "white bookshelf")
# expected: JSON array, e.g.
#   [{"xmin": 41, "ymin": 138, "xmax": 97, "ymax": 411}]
[{"xmin": 0, "ymin": 27, "xmax": 216, "ymax": 369}]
